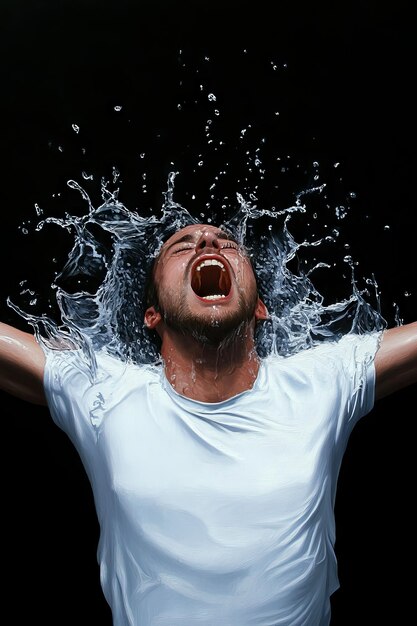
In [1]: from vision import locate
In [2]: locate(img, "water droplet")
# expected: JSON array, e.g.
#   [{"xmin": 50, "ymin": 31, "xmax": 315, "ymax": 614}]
[
  {"xmin": 114, "ymin": 105, "xmax": 122, "ymax": 112},
  {"xmin": 72, "ymin": 124, "xmax": 80, "ymax": 133}
]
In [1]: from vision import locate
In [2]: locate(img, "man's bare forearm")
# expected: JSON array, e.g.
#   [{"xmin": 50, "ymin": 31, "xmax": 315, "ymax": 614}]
[
  {"xmin": 374, "ymin": 321, "xmax": 417, "ymax": 400},
  {"xmin": 0, "ymin": 322, "xmax": 46, "ymax": 405}
]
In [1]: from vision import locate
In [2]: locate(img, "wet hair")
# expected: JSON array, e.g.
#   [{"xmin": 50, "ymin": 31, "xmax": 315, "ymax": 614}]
[{"xmin": 144, "ymin": 257, "xmax": 160, "ymax": 310}]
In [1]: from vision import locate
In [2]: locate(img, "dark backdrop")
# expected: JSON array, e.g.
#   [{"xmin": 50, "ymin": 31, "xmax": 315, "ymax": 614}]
[{"xmin": 1, "ymin": 1, "xmax": 415, "ymax": 625}]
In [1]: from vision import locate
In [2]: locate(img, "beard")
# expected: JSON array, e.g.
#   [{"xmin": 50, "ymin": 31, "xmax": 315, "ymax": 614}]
[{"xmin": 157, "ymin": 286, "xmax": 259, "ymax": 346}]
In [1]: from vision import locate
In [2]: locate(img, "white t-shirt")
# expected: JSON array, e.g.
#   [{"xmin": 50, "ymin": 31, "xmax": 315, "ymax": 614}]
[{"xmin": 44, "ymin": 331, "xmax": 381, "ymax": 626}]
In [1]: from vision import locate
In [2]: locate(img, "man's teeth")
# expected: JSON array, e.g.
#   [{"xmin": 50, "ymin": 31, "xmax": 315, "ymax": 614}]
[
  {"xmin": 195, "ymin": 259, "xmax": 226, "ymax": 271},
  {"xmin": 193, "ymin": 259, "xmax": 229, "ymax": 298},
  {"xmin": 202, "ymin": 294, "xmax": 227, "ymax": 300}
]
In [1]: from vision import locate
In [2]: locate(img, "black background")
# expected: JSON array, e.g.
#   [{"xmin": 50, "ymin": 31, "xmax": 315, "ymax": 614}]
[{"xmin": 1, "ymin": 1, "xmax": 416, "ymax": 624}]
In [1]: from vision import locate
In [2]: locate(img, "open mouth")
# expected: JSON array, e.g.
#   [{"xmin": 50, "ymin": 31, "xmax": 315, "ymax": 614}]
[{"xmin": 191, "ymin": 258, "xmax": 232, "ymax": 300}]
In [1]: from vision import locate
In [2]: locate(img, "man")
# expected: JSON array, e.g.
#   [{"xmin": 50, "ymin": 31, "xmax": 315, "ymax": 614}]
[{"xmin": 1, "ymin": 223, "xmax": 416, "ymax": 625}]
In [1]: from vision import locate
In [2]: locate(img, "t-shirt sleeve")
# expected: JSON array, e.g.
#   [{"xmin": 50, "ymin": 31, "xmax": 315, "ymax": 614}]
[
  {"xmin": 338, "ymin": 331, "xmax": 381, "ymax": 415},
  {"xmin": 43, "ymin": 348, "xmax": 99, "ymax": 451},
  {"xmin": 325, "ymin": 330, "xmax": 382, "ymax": 445}
]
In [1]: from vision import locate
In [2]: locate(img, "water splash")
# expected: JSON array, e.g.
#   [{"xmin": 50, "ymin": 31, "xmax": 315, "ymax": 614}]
[{"xmin": 7, "ymin": 169, "xmax": 387, "ymax": 380}]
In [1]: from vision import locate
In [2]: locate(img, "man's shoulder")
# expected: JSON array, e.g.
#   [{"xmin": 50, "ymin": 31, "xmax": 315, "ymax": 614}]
[
  {"xmin": 46, "ymin": 346, "xmax": 161, "ymax": 385},
  {"xmin": 261, "ymin": 331, "xmax": 382, "ymax": 369}
]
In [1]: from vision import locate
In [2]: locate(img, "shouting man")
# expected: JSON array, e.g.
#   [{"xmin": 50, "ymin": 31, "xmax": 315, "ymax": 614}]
[{"xmin": 1, "ymin": 223, "xmax": 416, "ymax": 625}]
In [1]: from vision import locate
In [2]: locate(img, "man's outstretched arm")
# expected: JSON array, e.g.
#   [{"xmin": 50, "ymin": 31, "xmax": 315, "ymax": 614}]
[
  {"xmin": 0, "ymin": 322, "xmax": 46, "ymax": 405},
  {"xmin": 374, "ymin": 321, "xmax": 417, "ymax": 401}
]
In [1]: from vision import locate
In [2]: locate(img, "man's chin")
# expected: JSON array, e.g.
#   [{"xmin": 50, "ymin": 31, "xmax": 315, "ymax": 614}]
[
  {"xmin": 159, "ymin": 292, "xmax": 258, "ymax": 347},
  {"xmin": 166, "ymin": 312, "xmax": 254, "ymax": 347}
]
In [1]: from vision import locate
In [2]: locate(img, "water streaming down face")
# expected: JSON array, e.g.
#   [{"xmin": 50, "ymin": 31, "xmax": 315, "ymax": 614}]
[{"xmin": 8, "ymin": 170, "xmax": 387, "ymax": 380}]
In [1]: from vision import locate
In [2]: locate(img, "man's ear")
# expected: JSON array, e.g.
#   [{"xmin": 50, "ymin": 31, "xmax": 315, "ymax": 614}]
[
  {"xmin": 255, "ymin": 298, "xmax": 269, "ymax": 321},
  {"xmin": 144, "ymin": 306, "xmax": 162, "ymax": 330}
]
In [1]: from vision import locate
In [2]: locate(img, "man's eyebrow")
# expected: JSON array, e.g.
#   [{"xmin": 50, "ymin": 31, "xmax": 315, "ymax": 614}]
[
  {"xmin": 216, "ymin": 230, "xmax": 237, "ymax": 242},
  {"xmin": 164, "ymin": 233, "xmax": 195, "ymax": 252},
  {"xmin": 164, "ymin": 230, "xmax": 238, "ymax": 253}
]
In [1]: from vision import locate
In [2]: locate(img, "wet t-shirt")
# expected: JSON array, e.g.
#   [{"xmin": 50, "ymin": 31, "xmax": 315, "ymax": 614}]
[{"xmin": 43, "ymin": 331, "xmax": 381, "ymax": 626}]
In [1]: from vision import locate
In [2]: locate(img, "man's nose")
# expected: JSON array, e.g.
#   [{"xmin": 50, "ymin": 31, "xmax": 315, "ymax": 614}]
[{"xmin": 195, "ymin": 231, "xmax": 220, "ymax": 251}]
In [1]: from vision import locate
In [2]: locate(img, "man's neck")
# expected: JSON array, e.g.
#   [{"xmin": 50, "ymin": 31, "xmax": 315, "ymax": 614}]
[{"xmin": 160, "ymin": 327, "xmax": 261, "ymax": 403}]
